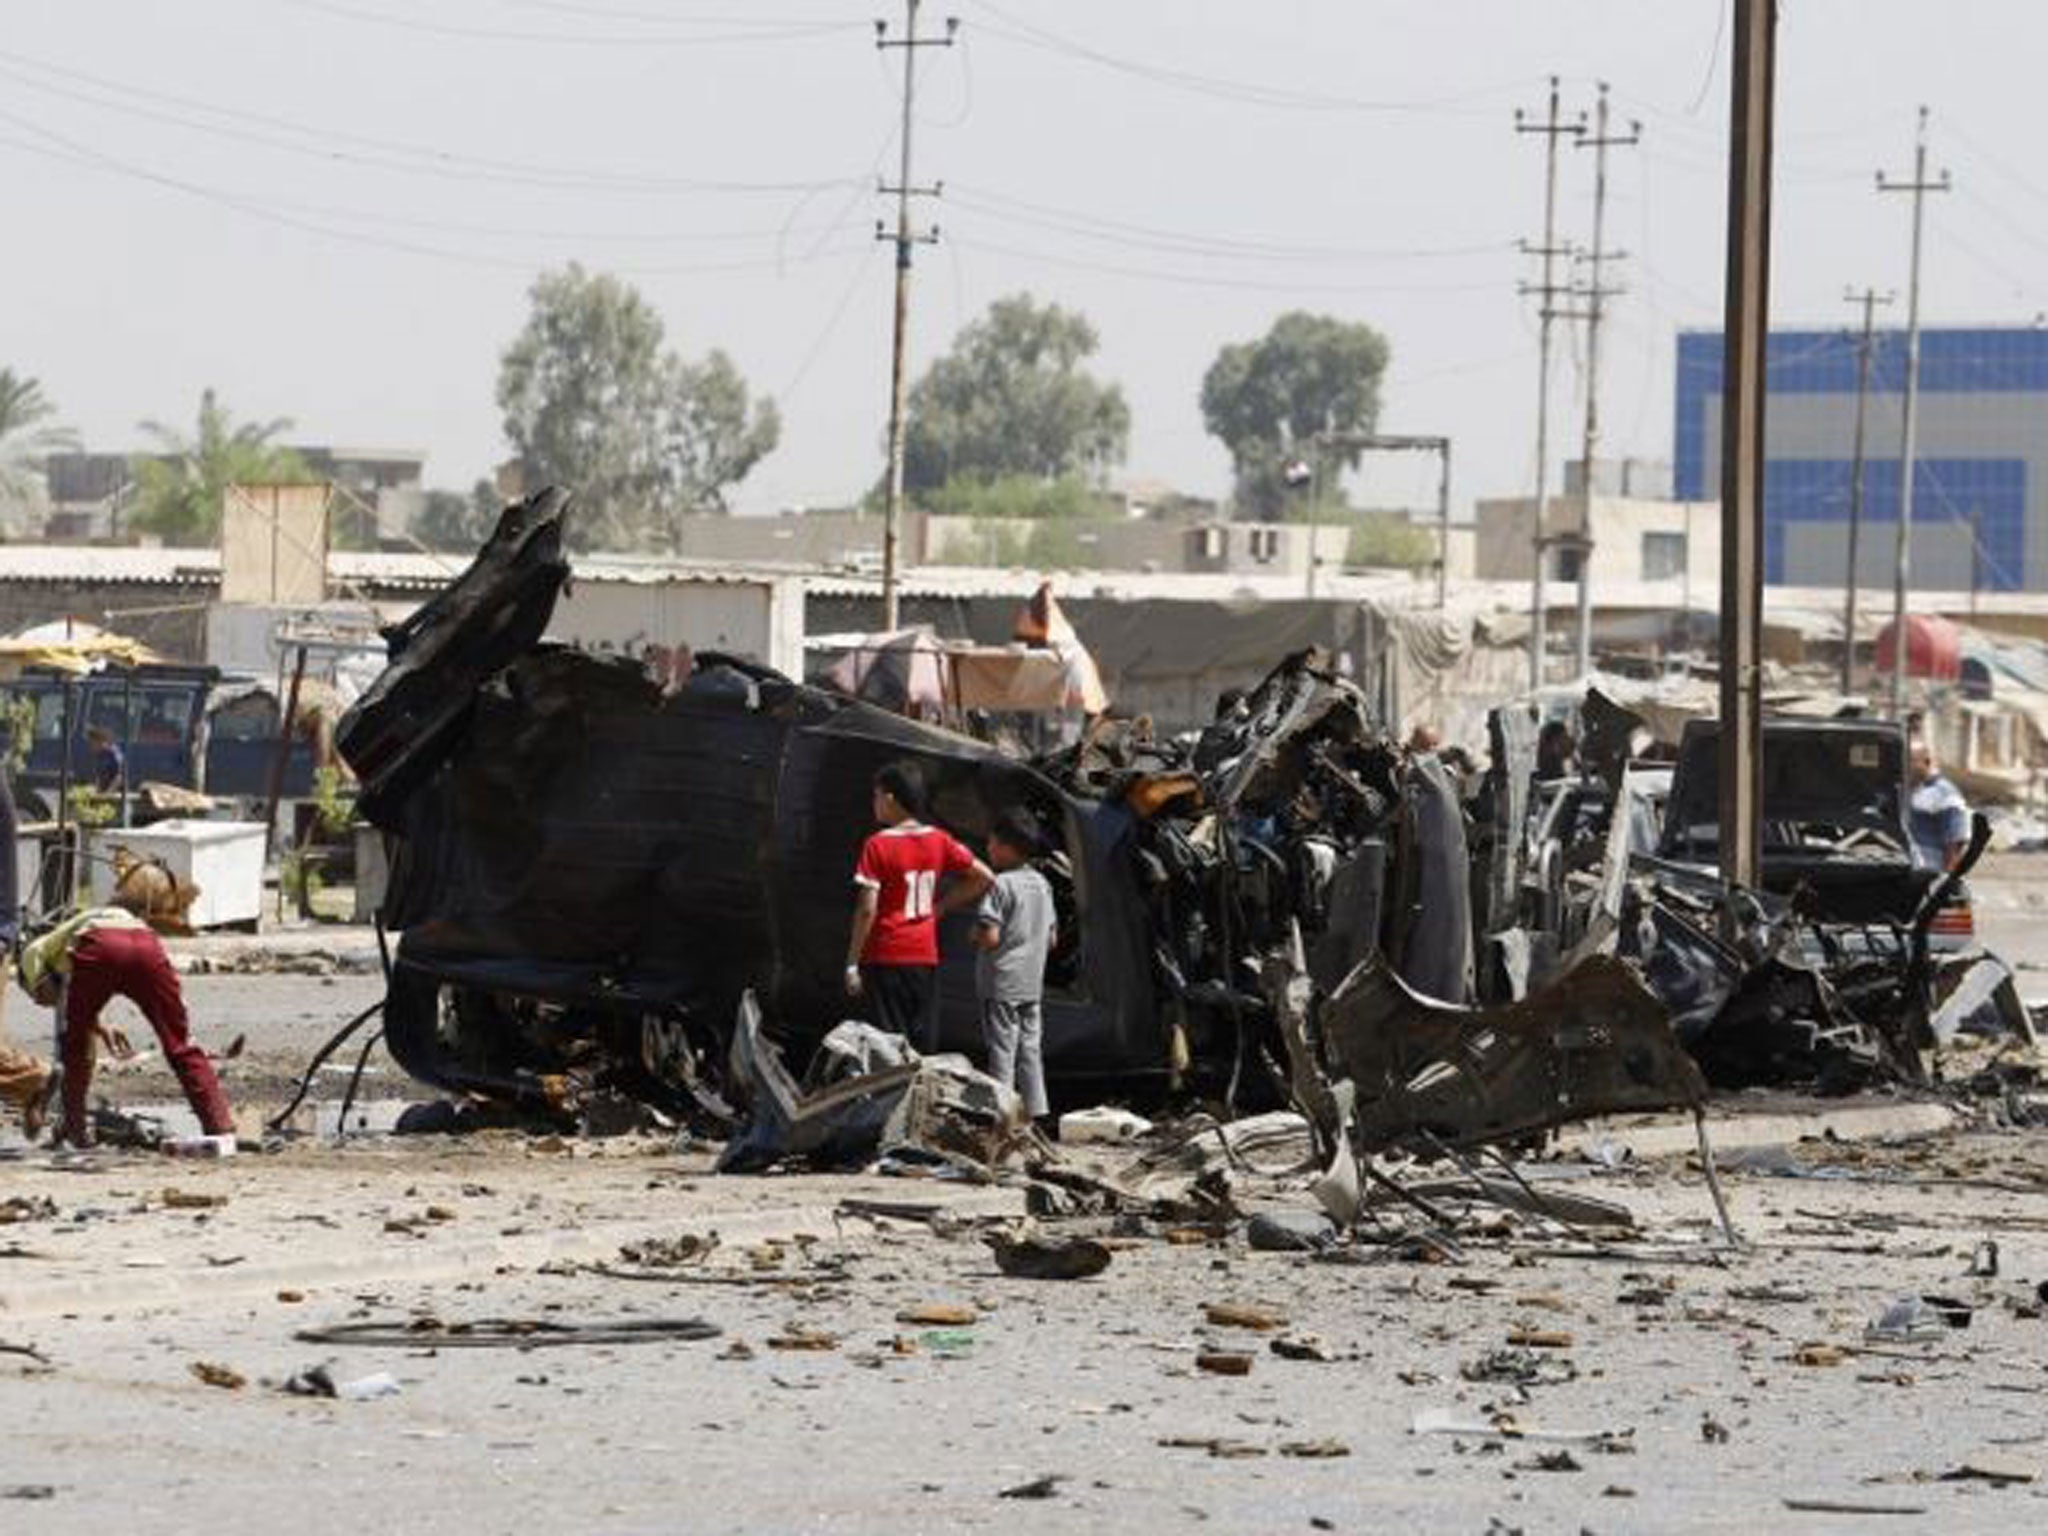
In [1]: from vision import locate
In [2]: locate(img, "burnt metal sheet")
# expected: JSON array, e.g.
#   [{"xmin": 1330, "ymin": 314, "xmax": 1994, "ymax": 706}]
[
  {"xmin": 341, "ymin": 489, "xmax": 572, "ymax": 822},
  {"xmin": 1322, "ymin": 953, "xmax": 1707, "ymax": 1155},
  {"xmin": 1386, "ymin": 755, "xmax": 1473, "ymax": 1004},
  {"xmin": 1477, "ymin": 704, "xmax": 1536, "ymax": 937}
]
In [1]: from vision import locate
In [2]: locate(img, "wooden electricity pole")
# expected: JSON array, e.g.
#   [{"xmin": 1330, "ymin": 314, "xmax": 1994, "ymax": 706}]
[{"xmin": 1718, "ymin": 0, "xmax": 1776, "ymax": 891}]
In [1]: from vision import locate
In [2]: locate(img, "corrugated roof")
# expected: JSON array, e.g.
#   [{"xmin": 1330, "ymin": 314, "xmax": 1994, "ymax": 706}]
[
  {"xmin": 0, "ymin": 545, "xmax": 219, "ymax": 584},
  {"xmin": 7, "ymin": 541, "xmax": 2048, "ymax": 627}
]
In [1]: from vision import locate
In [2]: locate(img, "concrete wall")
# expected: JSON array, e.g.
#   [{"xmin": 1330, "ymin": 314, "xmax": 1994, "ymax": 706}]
[
  {"xmin": 1472, "ymin": 495, "xmax": 1720, "ymax": 594},
  {"xmin": 550, "ymin": 576, "xmax": 803, "ymax": 676},
  {"xmin": 0, "ymin": 578, "xmax": 212, "ymax": 659},
  {"xmin": 669, "ymin": 510, "xmax": 905, "ymax": 567}
]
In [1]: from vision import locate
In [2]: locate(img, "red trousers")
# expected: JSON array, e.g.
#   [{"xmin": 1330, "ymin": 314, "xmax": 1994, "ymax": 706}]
[{"xmin": 61, "ymin": 926, "xmax": 233, "ymax": 1141}]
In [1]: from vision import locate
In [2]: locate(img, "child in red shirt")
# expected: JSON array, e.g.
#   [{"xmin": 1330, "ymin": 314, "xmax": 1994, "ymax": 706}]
[{"xmin": 844, "ymin": 761, "xmax": 993, "ymax": 1050}]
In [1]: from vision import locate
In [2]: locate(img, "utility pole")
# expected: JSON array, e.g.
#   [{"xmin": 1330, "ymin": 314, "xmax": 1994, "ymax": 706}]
[
  {"xmin": 1718, "ymin": 0, "xmax": 1775, "ymax": 892},
  {"xmin": 1840, "ymin": 285, "xmax": 1893, "ymax": 697},
  {"xmin": 1570, "ymin": 82, "xmax": 1641, "ymax": 681},
  {"xmin": 1515, "ymin": 78, "xmax": 1585, "ymax": 691},
  {"xmin": 875, "ymin": 1, "xmax": 956, "ymax": 630},
  {"xmin": 1877, "ymin": 107, "xmax": 1949, "ymax": 718}
]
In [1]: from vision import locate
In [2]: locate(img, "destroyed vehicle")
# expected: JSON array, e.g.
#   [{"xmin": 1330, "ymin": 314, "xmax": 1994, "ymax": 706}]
[
  {"xmin": 341, "ymin": 495, "xmax": 1150, "ymax": 1114},
  {"xmin": 1653, "ymin": 717, "xmax": 1974, "ymax": 951},
  {"xmin": 1612, "ymin": 718, "xmax": 2011, "ymax": 1090},
  {"xmin": 340, "ymin": 491, "xmax": 1471, "ymax": 1122}
]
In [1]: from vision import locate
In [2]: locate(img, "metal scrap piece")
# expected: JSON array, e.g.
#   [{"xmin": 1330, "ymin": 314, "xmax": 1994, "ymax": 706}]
[{"xmin": 1322, "ymin": 954, "xmax": 1707, "ymax": 1155}]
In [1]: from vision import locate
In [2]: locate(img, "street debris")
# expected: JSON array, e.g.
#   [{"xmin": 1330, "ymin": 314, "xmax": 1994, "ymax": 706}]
[
  {"xmin": 188, "ymin": 1361, "xmax": 245, "ymax": 1390},
  {"xmin": 1867, "ymin": 1294, "xmax": 1973, "ymax": 1341},
  {"xmin": 1940, "ymin": 1456, "xmax": 2039, "ymax": 1486},
  {"xmin": 1195, "ymin": 1350, "xmax": 1254, "ymax": 1377},
  {"xmin": 985, "ymin": 1230, "xmax": 1112, "ymax": 1280},
  {"xmin": 280, "ymin": 1365, "xmax": 402, "ymax": 1401},
  {"xmin": 1782, "ymin": 1499, "xmax": 1927, "ymax": 1518},
  {"xmin": 295, "ymin": 1317, "xmax": 721, "ymax": 1348},
  {"xmin": 1203, "ymin": 1301, "xmax": 1289, "ymax": 1331},
  {"xmin": 718, "ymin": 1004, "xmax": 1025, "ymax": 1175},
  {"xmin": 996, "ymin": 1474, "xmax": 1066, "ymax": 1500},
  {"xmin": 1270, "ymin": 1335, "xmax": 1335, "ymax": 1363},
  {"xmin": 1410, "ymin": 1408, "xmax": 1634, "ymax": 1452},
  {"xmin": 895, "ymin": 1302, "xmax": 977, "ymax": 1326}
]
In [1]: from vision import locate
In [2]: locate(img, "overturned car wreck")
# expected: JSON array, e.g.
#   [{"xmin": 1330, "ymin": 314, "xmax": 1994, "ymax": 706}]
[{"xmin": 338, "ymin": 492, "xmax": 1709, "ymax": 1151}]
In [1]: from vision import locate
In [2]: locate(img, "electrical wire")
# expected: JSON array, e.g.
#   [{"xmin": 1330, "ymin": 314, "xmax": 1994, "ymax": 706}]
[
  {"xmin": 946, "ymin": 186, "xmax": 1511, "ymax": 265},
  {"xmin": 945, "ymin": 226, "xmax": 1504, "ymax": 296},
  {"xmin": 0, "ymin": 109, "xmax": 865, "ymax": 276},
  {"xmin": 278, "ymin": 0, "xmax": 856, "ymax": 48},
  {"xmin": 0, "ymin": 48, "xmax": 861, "ymax": 196},
  {"xmin": 967, "ymin": 0, "xmax": 1541, "ymax": 116}
]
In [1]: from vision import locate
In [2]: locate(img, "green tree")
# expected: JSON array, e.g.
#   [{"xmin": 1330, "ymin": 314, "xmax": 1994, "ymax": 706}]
[
  {"xmin": 496, "ymin": 263, "xmax": 778, "ymax": 552},
  {"xmin": 925, "ymin": 473, "xmax": 1100, "ymax": 522},
  {"xmin": 903, "ymin": 295, "xmax": 1129, "ymax": 492},
  {"xmin": 409, "ymin": 482, "xmax": 500, "ymax": 552},
  {"xmin": 129, "ymin": 389, "xmax": 314, "ymax": 545},
  {"xmin": 0, "ymin": 368, "xmax": 77, "ymax": 515},
  {"xmin": 1346, "ymin": 511, "xmax": 1435, "ymax": 570},
  {"xmin": 657, "ymin": 349, "xmax": 780, "ymax": 525},
  {"xmin": 1199, "ymin": 311, "xmax": 1391, "ymax": 520}
]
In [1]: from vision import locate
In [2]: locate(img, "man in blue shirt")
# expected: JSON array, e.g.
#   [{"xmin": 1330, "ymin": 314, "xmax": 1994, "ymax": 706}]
[{"xmin": 1908, "ymin": 740, "xmax": 1970, "ymax": 871}]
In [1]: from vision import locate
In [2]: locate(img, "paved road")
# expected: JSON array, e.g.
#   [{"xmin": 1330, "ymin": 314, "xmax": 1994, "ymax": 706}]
[{"xmin": 3, "ymin": 1130, "xmax": 2047, "ymax": 1534}]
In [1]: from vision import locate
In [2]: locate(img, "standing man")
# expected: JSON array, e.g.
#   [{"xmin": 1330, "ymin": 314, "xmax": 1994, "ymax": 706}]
[
  {"xmin": 20, "ymin": 896, "xmax": 235, "ymax": 1147},
  {"xmin": 971, "ymin": 808, "xmax": 1056, "ymax": 1127},
  {"xmin": 845, "ymin": 761, "xmax": 993, "ymax": 1051},
  {"xmin": 86, "ymin": 725, "xmax": 125, "ymax": 796},
  {"xmin": 1908, "ymin": 738, "xmax": 1971, "ymax": 871}
]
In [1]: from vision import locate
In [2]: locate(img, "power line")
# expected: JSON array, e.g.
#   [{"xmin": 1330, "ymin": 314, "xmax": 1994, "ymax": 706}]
[
  {"xmin": 277, "ymin": 0, "xmax": 857, "ymax": 47},
  {"xmin": 968, "ymin": 1, "xmax": 1540, "ymax": 116},
  {"xmin": 947, "ymin": 186, "xmax": 1511, "ymax": 264},
  {"xmin": 945, "ymin": 228, "xmax": 1503, "ymax": 294},
  {"xmin": 0, "ymin": 109, "xmax": 867, "ymax": 275},
  {"xmin": 0, "ymin": 48, "xmax": 861, "ymax": 195}
]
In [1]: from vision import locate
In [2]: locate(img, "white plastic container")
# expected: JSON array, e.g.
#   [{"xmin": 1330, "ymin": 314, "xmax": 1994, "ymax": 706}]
[
  {"xmin": 89, "ymin": 820, "xmax": 267, "ymax": 930},
  {"xmin": 1058, "ymin": 1106, "xmax": 1155, "ymax": 1145},
  {"xmin": 164, "ymin": 1133, "xmax": 238, "ymax": 1158}
]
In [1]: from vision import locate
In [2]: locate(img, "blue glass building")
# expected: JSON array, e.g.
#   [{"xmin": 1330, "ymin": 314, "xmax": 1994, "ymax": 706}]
[{"xmin": 1673, "ymin": 326, "xmax": 2048, "ymax": 592}]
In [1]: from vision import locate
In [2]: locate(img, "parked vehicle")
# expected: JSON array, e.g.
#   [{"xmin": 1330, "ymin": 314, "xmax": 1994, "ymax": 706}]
[
  {"xmin": 1654, "ymin": 717, "xmax": 1975, "ymax": 951},
  {"xmin": 0, "ymin": 664, "xmax": 320, "ymax": 804}
]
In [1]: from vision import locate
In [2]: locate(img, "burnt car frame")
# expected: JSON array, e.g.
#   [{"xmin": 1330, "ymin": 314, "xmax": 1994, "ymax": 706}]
[{"xmin": 340, "ymin": 491, "xmax": 1472, "ymax": 1122}]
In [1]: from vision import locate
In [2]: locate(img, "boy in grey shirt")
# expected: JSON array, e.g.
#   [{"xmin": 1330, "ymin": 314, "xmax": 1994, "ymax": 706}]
[{"xmin": 971, "ymin": 809, "xmax": 1056, "ymax": 1122}]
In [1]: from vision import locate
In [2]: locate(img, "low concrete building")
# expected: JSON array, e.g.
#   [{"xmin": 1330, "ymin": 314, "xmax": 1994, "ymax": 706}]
[{"xmin": 1471, "ymin": 495, "xmax": 1721, "ymax": 596}]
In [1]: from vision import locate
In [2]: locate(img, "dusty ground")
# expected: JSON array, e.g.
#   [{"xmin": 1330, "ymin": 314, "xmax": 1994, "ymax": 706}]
[
  {"xmin": 4, "ymin": 1121, "xmax": 2048, "ymax": 1534},
  {"xmin": 0, "ymin": 862, "xmax": 2044, "ymax": 1534}
]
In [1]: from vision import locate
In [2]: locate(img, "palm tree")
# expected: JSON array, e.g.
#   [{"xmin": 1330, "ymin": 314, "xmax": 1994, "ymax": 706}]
[
  {"xmin": 0, "ymin": 368, "xmax": 78, "ymax": 513},
  {"xmin": 130, "ymin": 388, "xmax": 312, "ymax": 545}
]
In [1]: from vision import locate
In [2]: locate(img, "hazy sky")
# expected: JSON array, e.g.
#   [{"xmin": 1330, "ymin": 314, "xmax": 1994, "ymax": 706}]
[{"xmin": 8, "ymin": 1, "xmax": 2045, "ymax": 520}]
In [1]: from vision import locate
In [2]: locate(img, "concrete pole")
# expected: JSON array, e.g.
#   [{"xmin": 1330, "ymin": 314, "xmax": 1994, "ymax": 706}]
[{"xmin": 1879, "ymin": 107, "xmax": 1948, "ymax": 717}]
